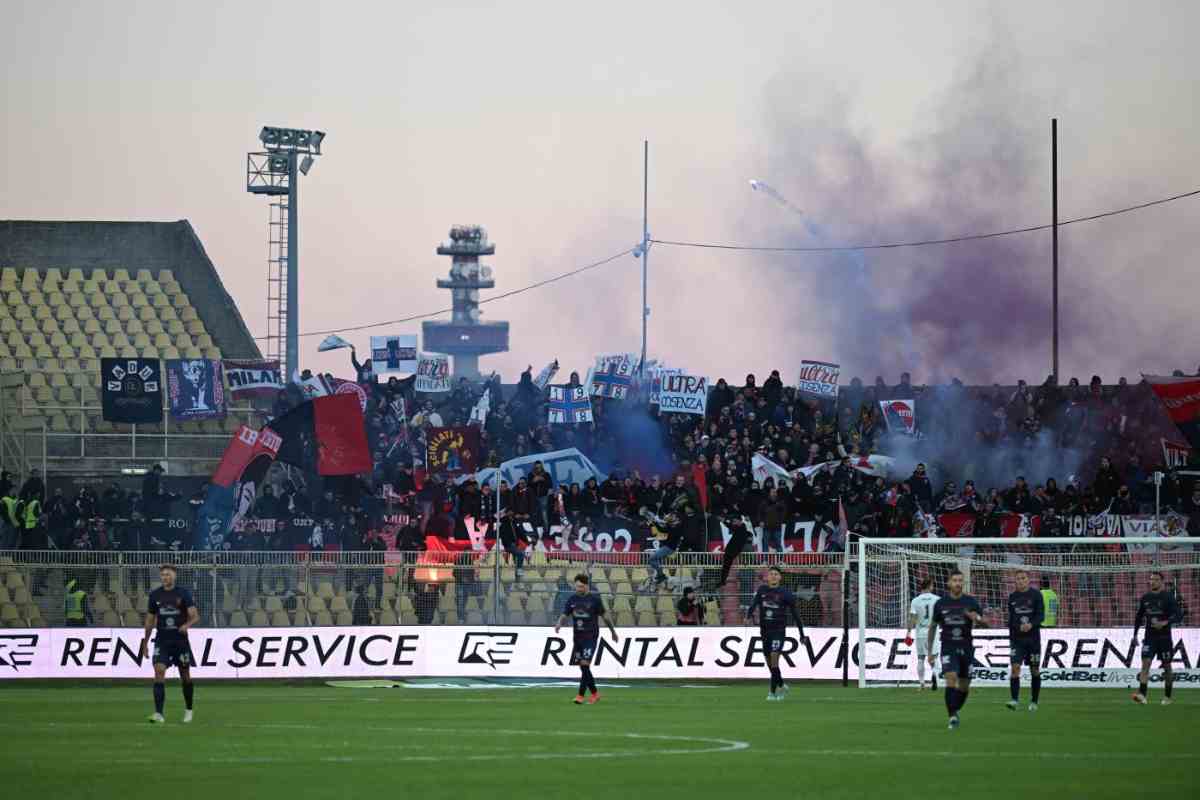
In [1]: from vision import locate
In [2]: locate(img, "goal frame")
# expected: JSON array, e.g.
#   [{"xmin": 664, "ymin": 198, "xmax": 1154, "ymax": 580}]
[{"xmin": 854, "ymin": 536, "xmax": 1192, "ymax": 688}]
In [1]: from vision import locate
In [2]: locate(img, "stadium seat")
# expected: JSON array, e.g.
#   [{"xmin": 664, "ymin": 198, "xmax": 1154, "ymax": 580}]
[
  {"xmin": 229, "ymin": 610, "xmax": 249, "ymax": 627},
  {"xmin": 185, "ymin": 320, "xmax": 206, "ymax": 336},
  {"xmin": 0, "ymin": 605, "xmax": 19, "ymax": 624},
  {"xmin": 46, "ymin": 291, "xmax": 65, "ymax": 308},
  {"xmin": 139, "ymin": 307, "xmax": 159, "ymax": 324},
  {"xmin": 172, "ymin": 294, "xmax": 191, "ymax": 309},
  {"xmin": 173, "ymin": 333, "xmax": 192, "ymax": 350},
  {"xmin": 270, "ymin": 610, "xmax": 291, "ymax": 627},
  {"xmin": 21, "ymin": 271, "xmax": 39, "ymax": 290},
  {"xmin": 135, "ymin": 269, "xmax": 153, "ymax": 283},
  {"xmin": 184, "ymin": 347, "xmax": 203, "ymax": 359},
  {"xmin": 66, "ymin": 268, "xmax": 85, "ymax": 283},
  {"xmin": 112, "ymin": 268, "xmax": 131, "ymax": 283},
  {"xmin": 314, "ymin": 611, "xmax": 333, "ymax": 627},
  {"xmin": 111, "ymin": 293, "xmax": 128, "ymax": 308},
  {"xmin": 250, "ymin": 610, "xmax": 269, "ymax": 627},
  {"xmin": 117, "ymin": 305, "xmax": 135, "ymax": 322},
  {"xmin": 151, "ymin": 293, "xmax": 171, "ymax": 309}
]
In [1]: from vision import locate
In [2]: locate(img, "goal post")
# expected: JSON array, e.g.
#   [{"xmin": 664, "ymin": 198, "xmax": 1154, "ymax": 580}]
[{"xmin": 855, "ymin": 537, "xmax": 1199, "ymax": 688}]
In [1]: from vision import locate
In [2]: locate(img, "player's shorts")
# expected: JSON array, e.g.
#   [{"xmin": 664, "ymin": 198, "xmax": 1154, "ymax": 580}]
[
  {"xmin": 761, "ymin": 629, "xmax": 786, "ymax": 657},
  {"xmin": 914, "ymin": 629, "xmax": 939, "ymax": 658},
  {"xmin": 939, "ymin": 646, "xmax": 974, "ymax": 678},
  {"xmin": 571, "ymin": 637, "xmax": 598, "ymax": 665},
  {"xmin": 152, "ymin": 638, "xmax": 194, "ymax": 670},
  {"xmin": 1141, "ymin": 637, "xmax": 1174, "ymax": 663},
  {"xmin": 1010, "ymin": 638, "xmax": 1041, "ymax": 667}
]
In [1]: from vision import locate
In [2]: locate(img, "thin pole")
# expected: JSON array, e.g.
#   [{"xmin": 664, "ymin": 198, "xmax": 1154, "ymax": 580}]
[
  {"xmin": 1051, "ymin": 118, "xmax": 1059, "ymax": 383},
  {"xmin": 640, "ymin": 140, "xmax": 649, "ymax": 371},
  {"xmin": 286, "ymin": 151, "xmax": 300, "ymax": 381}
]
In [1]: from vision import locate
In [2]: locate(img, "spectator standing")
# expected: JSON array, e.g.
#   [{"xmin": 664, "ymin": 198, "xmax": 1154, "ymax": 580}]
[{"xmin": 675, "ymin": 587, "xmax": 705, "ymax": 625}]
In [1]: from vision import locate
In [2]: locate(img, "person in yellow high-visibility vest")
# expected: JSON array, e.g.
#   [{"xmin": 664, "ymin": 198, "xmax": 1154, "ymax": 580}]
[
  {"xmin": 64, "ymin": 579, "xmax": 92, "ymax": 627},
  {"xmin": 1040, "ymin": 578, "xmax": 1059, "ymax": 628}
]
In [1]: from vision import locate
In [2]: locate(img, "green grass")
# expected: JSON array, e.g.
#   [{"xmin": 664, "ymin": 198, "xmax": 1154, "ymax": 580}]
[{"xmin": 1, "ymin": 682, "xmax": 1196, "ymax": 799}]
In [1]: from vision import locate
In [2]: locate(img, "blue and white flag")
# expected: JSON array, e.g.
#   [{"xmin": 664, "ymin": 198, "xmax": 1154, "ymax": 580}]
[
  {"xmin": 370, "ymin": 334, "xmax": 418, "ymax": 373},
  {"xmin": 532, "ymin": 359, "xmax": 559, "ymax": 390},
  {"xmin": 548, "ymin": 385, "xmax": 593, "ymax": 424},
  {"xmin": 165, "ymin": 358, "xmax": 226, "ymax": 421},
  {"xmin": 586, "ymin": 353, "xmax": 639, "ymax": 399}
]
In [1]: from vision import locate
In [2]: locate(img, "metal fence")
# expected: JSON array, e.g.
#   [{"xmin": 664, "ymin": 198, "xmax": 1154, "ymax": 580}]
[{"xmin": 0, "ymin": 549, "xmax": 849, "ymax": 630}]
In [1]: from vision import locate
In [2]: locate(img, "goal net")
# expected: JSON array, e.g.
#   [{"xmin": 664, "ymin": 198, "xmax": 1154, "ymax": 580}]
[{"xmin": 855, "ymin": 537, "xmax": 1199, "ymax": 688}]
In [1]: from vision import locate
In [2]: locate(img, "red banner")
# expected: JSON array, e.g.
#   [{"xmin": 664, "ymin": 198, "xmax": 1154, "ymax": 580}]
[
  {"xmin": 938, "ymin": 512, "xmax": 1041, "ymax": 538},
  {"xmin": 1146, "ymin": 375, "xmax": 1200, "ymax": 450},
  {"xmin": 313, "ymin": 393, "xmax": 373, "ymax": 475}
]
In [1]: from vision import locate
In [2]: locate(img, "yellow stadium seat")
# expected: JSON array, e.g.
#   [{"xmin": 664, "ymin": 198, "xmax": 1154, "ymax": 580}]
[
  {"xmin": 6, "ymin": 331, "xmax": 23, "ymax": 348},
  {"xmin": 49, "ymin": 372, "xmax": 67, "ymax": 388},
  {"xmin": 66, "ymin": 268, "xmax": 85, "ymax": 282},
  {"xmin": 105, "ymin": 284, "xmax": 125, "ymax": 300},
  {"xmin": 13, "ymin": 308, "xmax": 31, "ymax": 323},
  {"xmin": 151, "ymin": 294, "xmax": 170, "ymax": 308},
  {"xmin": 53, "ymin": 304, "xmax": 74, "ymax": 321},
  {"xmin": 183, "ymin": 346, "xmax": 203, "ymax": 359},
  {"xmin": 159, "ymin": 306, "xmax": 178, "ymax": 322},
  {"xmin": 205, "ymin": 347, "xmax": 223, "ymax": 360},
  {"xmin": 110, "ymin": 333, "xmax": 129, "ymax": 348},
  {"xmin": 35, "ymin": 309, "xmax": 54, "ymax": 324},
  {"xmin": 99, "ymin": 345, "xmax": 117, "ymax": 358},
  {"xmin": 26, "ymin": 291, "xmax": 45, "ymax": 306},
  {"xmin": 119, "ymin": 346, "xmax": 138, "ymax": 358},
  {"xmin": 8, "ymin": 292, "xmax": 24, "ymax": 307},
  {"xmin": 60, "ymin": 279, "xmax": 80, "ymax": 294},
  {"xmin": 194, "ymin": 333, "xmax": 213, "ymax": 348},
  {"xmin": 81, "ymin": 319, "xmax": 100, "ymax": 335},
  {"xmin": 40, "ymin": 317, "xmax": 60, "ymax": 334},
  {"xmin": 77, "ymin": 343, "xmax": 96, "ymax": 360},
  {"xmin": 88, "ymin": 292, "xmax": 108, "ymax": 309},
  {"xmin": 144, "ymin": 319, "xmax": 164, "ymax": 335},
  {"xmin": 185, "ymin": 320, "xmax": 206, "ymax": 335},
  {"xmin": 44, "ymin": 267, "xmax": 63, "ymax": 282},
  {"xmin": 56, "ymin": 346, "xmax": 76, "ymax": 361},
  {"xmin": 46, "ymin": 292, "xmax": 65, "ymax": 307},
  {"xmin": 34, "ymin": 386, "xmax": 54, "ymax": 405},
  {"xmin": 139, "ymin": 346, "xmax": 157, "ymax": 359},
  {"xmin": 81, "ymin": 279, "xmax": 99, "ymax": 294},
  {"xmin": 20, "ymin": 317, "xmax": 39, "ymax": 333},
  {"xmin": 70, "ymin": 371, "xmax": 89, "ymax": 388},
  {"xmin": 172, "ymin": 294, "xmax": 190, "ymax": 309},
  {"xmin": 116, "ymin": 305, "xmax": 134, "ymax": 321},
  {"xmin": 81, "ymin": 386, "xmax": 99, "ymax": 405},
  {"xmin": 104, "ymin": 319, "xmax": 122, "ymax": 335},
  {"xmin": 166, "ymin": 320, "xmax": 185, "ymax": 335},
  {"xmin": 74, "ymin": 305, "xmax": 94, "ymax": 321},
  {"xmin": 131, "ymin": 332, "xmax": 151, "ymax": 348},
  {"xmin": 143, "ymin": 280, "xmax": 163, "ymax": 296},
  {"xmin": 130, "ymin": 293, "xmax": 149, "ymax": 308},
  {"xmin": 13, "ymin": 343, "xmax": 32, "ymax": 359},
  {"xmin": 125, "ymin": 319, "xmax": 144, "ymax": 335},
  {"xmin": 138, "ymin": 306, "xmax": 158, "ymax": 323},
  {"xmin": 34, "ymin": 344, "xmax": 53, "ymax": 359},
  {"xmin": 49, "ymin": 414, "xmax": 70, "ymax": 432},
  {"xmin": 49, "ymin": 331, "xmax": 67, "ymax": 347},
  {"xmin": 90, "ymin": 332, "xmax": 109, "ymax": 349},
  {"xmin": 135, "ymin": 269, "xmax": 153, "ymax": 283},
  {"xmin": 158, "ymin": 269, "xmax": 176, "ymax": 284},
  {"xmin": 112, "ymin": 268, "xmax": 131, "ymax": 283},
  {"xmin": 57, "ymin": 386, "xmax": 77, "ymax": 405},
  {"xmin": 0, "ymin": 342, "xmax": 9, "ymax": 358},
  {"xmin": 153, "ymin": 333, "xmax": 173, "ymax": 350},
  {"xmin": 96, "ymin": 305, "xmax": 115, "ymax": 321},
  {"xmin": 174, "ymin": 334, "xmax": 192, "ymax": 350},
  {"xmin": 0, "ymin": 357, "xmax": 17, "ymax": 372},
  {"xmin": 21, "ymin": 271, "xmax": 39, "ymax": 290},
  {"xmin": 0, "ymin": 318, "xmax": 15, "ymax": 334},
  {"xmin": 27, "ymin": 372, "xmax": 47, "ymax": 388},
  {"xmin": 160, "ymin": 346, "xmax": 180, "ymax": 359}
]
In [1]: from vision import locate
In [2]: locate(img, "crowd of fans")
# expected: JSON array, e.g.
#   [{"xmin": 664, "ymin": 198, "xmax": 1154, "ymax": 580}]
[{"xmin": 3, "ymin": 359, "xmax": 1199, "ymax": 564}]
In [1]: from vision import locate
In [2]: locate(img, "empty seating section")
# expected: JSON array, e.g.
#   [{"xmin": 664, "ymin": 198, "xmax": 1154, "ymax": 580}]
[{"xmin": 0, "ymin": 267, "xmax": 243, "ymax": 440}]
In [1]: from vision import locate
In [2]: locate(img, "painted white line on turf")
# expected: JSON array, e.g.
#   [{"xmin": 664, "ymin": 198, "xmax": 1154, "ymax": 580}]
[{"xmin": 787, "ymin": 749, "xmax": 1198, "ymax": 761}]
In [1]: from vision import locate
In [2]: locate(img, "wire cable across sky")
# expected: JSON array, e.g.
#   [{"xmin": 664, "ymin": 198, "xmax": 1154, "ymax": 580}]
[{"xmin": 273, "ymin": 185, "xmax": 1199, "ymax": 340}]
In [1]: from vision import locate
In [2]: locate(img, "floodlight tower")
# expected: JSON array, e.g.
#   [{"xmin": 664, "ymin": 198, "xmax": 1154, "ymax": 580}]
[{"xmin": 246, "ymin": 126, "xmax": 325, "ymax": 379}]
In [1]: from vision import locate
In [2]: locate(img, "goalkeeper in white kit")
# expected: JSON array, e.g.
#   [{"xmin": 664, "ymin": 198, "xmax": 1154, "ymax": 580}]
[{"xmin": 906, "ymin": 575, "xmax": 940, "ymax": 690}]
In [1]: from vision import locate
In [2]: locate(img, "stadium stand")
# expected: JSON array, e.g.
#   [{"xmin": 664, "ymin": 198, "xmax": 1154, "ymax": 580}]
[{"xmin": 0, "ymin": 221, "xmax": 264, "ymax": 476}]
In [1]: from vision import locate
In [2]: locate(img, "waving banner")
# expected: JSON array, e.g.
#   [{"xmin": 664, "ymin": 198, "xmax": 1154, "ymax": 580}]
[
  {"xmin": 548, "ymin": 385, "xmax": 593, "ymax": 424},
  {"xmin": 659, "ymin": 374, "xmax": 708, "ymax": 416},
  {"xmin": 415, "ymin": 353, "xmax": 451, "ymax": 393},
  {"xmin": 797, "ymin": 360, "xmax": 840, "ymax": 400},
  {"xmin": 1145, "ymin": 375, "xmax": 1200, "ymax": 450},
  {"xmin": 880, "ymin": 399, "xmax": 917, "ymax": 435},
  {"xmin": 1163, "ymin": 438, "xmax": 1192, "ymax": 470},
  {"xmin": 587, "ymin": 353, "xmax": 639, "ymax": 399},
  {"xmin": 532, "ymin": 360, "xmax": 559, "ymax": 390},
  {"xmin": 371, "ymin": 334, "xmax": 419, "ymax": 374},
  {"xmin": 426, "ymin": 427, "xmax": 481, "ymax": 475}
]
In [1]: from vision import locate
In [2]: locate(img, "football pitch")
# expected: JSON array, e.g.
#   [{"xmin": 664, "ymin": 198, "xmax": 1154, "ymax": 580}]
[{"xmin": 1, "ymin": 682, "xmax": 1195, "ymax": 800}]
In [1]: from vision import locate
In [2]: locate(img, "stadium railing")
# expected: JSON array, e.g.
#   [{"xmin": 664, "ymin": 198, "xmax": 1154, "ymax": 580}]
[{"xmin": 0, "ymin": 549, "xmax": 849, "ymax": 630}]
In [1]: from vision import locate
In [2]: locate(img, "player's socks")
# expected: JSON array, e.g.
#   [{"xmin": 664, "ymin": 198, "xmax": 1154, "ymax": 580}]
[
  {"xmin": 581, "ymin": 666, "xmax": 597, "ymax": 694},
  {"xmin": 1164, "ymin": 679, "xmax": 1173, "ymax": 699},
  {"xmin": 578, "ymin": 673, "xmax": 588, "ymax": 697},
  {"xmin": 1030, "ymin": 675, "xmax": 1041, "ymax": 704},
  {"xmin": 943, "ymin": 687, "xmax": 955, "ymax": 716},
  {"xmin": 1138, "ymin": 680, "xmax": 1149, "ymax": 699},
  {"xmin": 153, "ymin": 682, "xmax": 165, "ymax": 715},
  {"xmin": 1009, "ymin": 677, "xmax": 1020, "ymax": 702},
  {"xmin": 930, "ymin": 675, "xmax": 936, "ymax": 690},
  {"xmin": 957, "ymin": 689, "xmax": 969, "ymax": 711},
  {"xmin": 182, "ymin": 681, "xmax": 194, "ymax": 711},
  {"xmin": 768, "ymin": 671, "xmax": 777, "ymax": 692}
]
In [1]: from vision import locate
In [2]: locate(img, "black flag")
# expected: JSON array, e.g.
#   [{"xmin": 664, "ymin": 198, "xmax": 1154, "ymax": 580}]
[{"xmin": 100, "ymin": 358, "xmax": 163, "ymax": 424}]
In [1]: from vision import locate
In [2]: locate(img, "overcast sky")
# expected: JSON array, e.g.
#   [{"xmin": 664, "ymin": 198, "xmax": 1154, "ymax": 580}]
[{"xmin": 2, "ymin": 0, "xmax": 1196, "ymax": 385}]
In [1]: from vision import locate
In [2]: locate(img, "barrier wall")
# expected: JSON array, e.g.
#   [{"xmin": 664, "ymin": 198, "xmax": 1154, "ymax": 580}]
[{"xmin": 1, "ymin": 626, "xmax": 1195, "ymax": 686}]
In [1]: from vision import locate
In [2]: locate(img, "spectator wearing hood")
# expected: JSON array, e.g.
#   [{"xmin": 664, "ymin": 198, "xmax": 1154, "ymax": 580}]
[{"xmin": 908, "ymin": 463, "xmax": 933, "ymax": 511}]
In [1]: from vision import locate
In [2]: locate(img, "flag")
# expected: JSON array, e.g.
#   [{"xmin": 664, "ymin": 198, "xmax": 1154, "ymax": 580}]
[
  {"xmin": 1162, "ymin": 438, "xmax": 1192, "ymax": 470},
  {"xmin": 586, "ymin": 353, "xmax": 638, "ymax": 399},
  {"xmin": 797, "ymin": 360, "xmax": 841, "ymax": 400},
  {"xmin": 415, "ymin": 353, "xmax": 451, "ymax": 393},
  {"xmin": 165, "ymin": 359, "xmax": 226, "ymax": 421},
  {"xmin": 834, "ymin": 498, "xmax": 849, "ymax": 551},
  {"xmin": 195, "ymin": 425, "xmax": 281, "ymax": 550},
  {"xmin": 223, "ymin": 359, "xmax": 283, "ymax": 400},
  {"xmin": 327, "ymin": 377, "xmax": 368, "ymax": 412},
  {"xmin": 879, "ymin": 399, "xmax": 917, "ymax": 435},
  {"xmin": 370, "ymin": 334, "xmax": 418, "ymax": 373},
  {"xmin": 317, "ymin": 334, "xmax": 354, "ymax": 352},
  {"xmin": 1145, "ymin": 375, "xmax": 1200, "ymax": 450},
  {"xmin": 470, "ymin": 388, "xmax": 490, "ymax": 426},
  {"xmin": 269, "ymin": 393, "xmax": 373, "ymax": 475},
  {"xmin": 100, "ymin": 357, "xmax": 163, "ymax": 424},
  {"xmin": 548, "ymin": 385, "xmax": 593, "ymax": 424},
  {"xmin": 298, "ymin": 374, "xmax": 330, "ymax": 399},
  {"xmin": 751, "ymin": 453, "xmax": 795, "ymax": 488},
  {"xmin": 426, "ymin": 427, "xmax": 481, "ymax": 475},
  {"xmin": 532, "ymin": 360, "xmax": 559, "ymax": 390}
]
